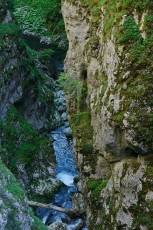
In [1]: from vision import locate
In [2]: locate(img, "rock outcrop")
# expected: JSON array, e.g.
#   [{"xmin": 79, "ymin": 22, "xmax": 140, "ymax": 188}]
[
  {"xmin": 0, "ymin": 159, "xmax": 47, "ymax": 229},
  {"xmin": 0, "ymin": 24, "xmax": 57, "ymax": 131},
  {"xmin": 0, "ymin": 2, "xmax": 62, "ymax": 227},
  {"xmin": 62, "ymin": 0, "xmax": 153, "ymax": 229}
]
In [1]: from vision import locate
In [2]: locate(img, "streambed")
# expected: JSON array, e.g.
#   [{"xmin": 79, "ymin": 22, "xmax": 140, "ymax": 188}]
[{"xmin": 36, "ymin": 125, "xmax": 88, "ymax": 230}]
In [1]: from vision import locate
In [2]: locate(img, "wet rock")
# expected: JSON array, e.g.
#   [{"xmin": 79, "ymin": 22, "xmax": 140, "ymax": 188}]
[
  {"xmin": 64, "ymin": 121, "xmax": 70, "ymax": 128},
  {"xmin": 0, "ymin": 30, "xmax": 57, "ymax": 131},
  {"xmin": 63, "ymin": 127, "xmax": 72, "ymax": 137},
  {"xmin": 69, "ymin": 219, "xmax": 83, "ymax": 230},
  {"xmin": 61, "ymin": 112, "xmax": 68, "ymax": 121},
  {"xmin": 77, "ymin": 181, "xmax": 84, "ymax": 193},
  {"xmin": 61, "ymin": 214, "xmax": 71, "ymax": 224},
  {"xmin": 73, "ymin": 175, "xmax": 80, "ymax": 183},
  {"xmin": 3, "ymin": 10, "xmax": 12, "ymax": 23},
  {"xmin": 48, "ymin": 222, "xmax": 67, "ymax": 230}
]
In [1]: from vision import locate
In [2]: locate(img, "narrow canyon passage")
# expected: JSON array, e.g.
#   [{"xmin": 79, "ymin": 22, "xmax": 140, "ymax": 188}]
[{"xmin": 0, "ymin": 0, "xmax": 152, "ymax": 229}]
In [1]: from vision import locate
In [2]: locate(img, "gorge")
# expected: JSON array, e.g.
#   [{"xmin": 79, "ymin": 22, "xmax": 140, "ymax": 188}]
[{"xmin": 0, "ymin": 0, "xmax": 153, "ymax": 229}]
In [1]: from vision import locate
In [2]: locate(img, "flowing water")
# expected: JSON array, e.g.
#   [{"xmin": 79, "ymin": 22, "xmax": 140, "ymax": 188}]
[
  {"xmin": 36, "ymin": 125, "xmax": 88, "ymax": 229},
  {"xmin": 28, "ymin": 37, "xmax": 88, "ymax": 229}
]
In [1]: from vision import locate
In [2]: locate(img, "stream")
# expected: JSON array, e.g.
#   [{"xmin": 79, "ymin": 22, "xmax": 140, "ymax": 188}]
[
  {"xmin": 25, "ymin": 35, "xmax": 88, "ymax": 229},
  {"xmin": 36, "ymin": 124, "xmax": 87, "ymax": 229}
]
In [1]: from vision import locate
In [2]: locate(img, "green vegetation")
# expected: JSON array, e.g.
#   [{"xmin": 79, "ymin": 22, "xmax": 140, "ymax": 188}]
[
  {"xmin": 13, "ymin": 0, "xmax": 67, "ymax": 48},
  {"xmin": 70, "ymin": 111, "xmax": 93, "ymax": 155},
  {"xmin": 112, "ymin": 112, "xmax": 125, "ymax": 124},
  {"xmin": 17, "ymin": 40, "xmax": 55, "ymax": 104},
  {"xmin": 135, "ymin": 213, "xmax": 153, "ymax": 229},
  {"xmin": 0, "ymin": 160, "xmax": 47, "ymax": 229},
  {"xmin": 13, "ymin": 0, "xmax": 54, "ymax": 36},
  {"xmin": 119, "ymin": 16, "xmax": 142, "ymax": 43},
  {"xmin": 46, "ymin": 0, "xmax": 67, "ymax": 48},
  {"xmin": 79, "ymin": 0, "xmax": 153, "ymax": 152},
  {"xmin": 0, "ymin": 106, "xmax": 54, "ymax": 173},
  {"xmin": 116, "ymin": 12, "xmax": 153, "ymax": 151},
  {"xmin": 30, "ymin": 210, "xmax": 47, "ymax": 230},
  {"xmin": 0, "ymin": 106, "xmax": 58, "ymax": 203},
  {"xmin": 0, "ymin": 22, "xmax": 20, "ymax": 39},
  {"xmin": 87, "ymin": 179, "xmax": 108, "ymax": 197},
  {"xmin": 58, "ymin": 72, "xmax": 81, "ymax": 95},
  {"xmin": 86, "ymin": 178, "xmax": 109, "ymax": 212},
  {"xmin": 0, "ymin": 159, "xmax": 25, "ymax": 200}
]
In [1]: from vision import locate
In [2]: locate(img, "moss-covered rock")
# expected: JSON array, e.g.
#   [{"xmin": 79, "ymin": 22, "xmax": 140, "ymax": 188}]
[
  {"xmin": 62, "ymin": 0, "xmax": 153, "ymax": 228},
  {"xmin": 0, "ymin": 159, "xmax": 47, "ymax": 229},
  {"xmin": 0, "ymin": 106, "xmax": 61, "ymax": 203}
]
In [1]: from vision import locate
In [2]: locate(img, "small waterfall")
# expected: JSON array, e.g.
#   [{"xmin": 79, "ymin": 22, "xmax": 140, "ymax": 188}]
[{"xmin": 36, "ymin": 124, "xmax": 88, "ymax": 229}]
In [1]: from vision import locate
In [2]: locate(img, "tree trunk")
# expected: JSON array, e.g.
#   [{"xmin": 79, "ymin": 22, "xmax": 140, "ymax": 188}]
[{"xmin": 27, "ymin": 200, "xmax": 76, "ymax": 216}]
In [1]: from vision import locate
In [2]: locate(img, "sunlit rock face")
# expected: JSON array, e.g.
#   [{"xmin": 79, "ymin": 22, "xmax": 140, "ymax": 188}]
[{"xmin": 62, "ymin": 0, "xmax": 153, "ymax": 229}]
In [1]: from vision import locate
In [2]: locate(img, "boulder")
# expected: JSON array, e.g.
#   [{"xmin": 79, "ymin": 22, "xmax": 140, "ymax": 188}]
[{"xmin": 48, "ymin": 222, "xmax": 67, "ymax": 230}]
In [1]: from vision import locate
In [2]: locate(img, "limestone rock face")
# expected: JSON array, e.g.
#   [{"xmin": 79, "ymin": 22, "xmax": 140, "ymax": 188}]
[
  {"xmin": 0, "ymin": 160, "xmax": 46, "ymax": 229},
  {"xmin": 62, "ymin": 0, "xmax": 153, "ymax": 229}
]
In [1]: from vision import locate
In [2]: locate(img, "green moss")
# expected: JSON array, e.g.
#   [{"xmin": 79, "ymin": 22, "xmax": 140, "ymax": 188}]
[
  {"xmin": 0, "ymin": 160, "xmax": 25, "ymax": 200},
  {"xmin": 135, "ymin": 213, "xmax": 153, "ymax": 229},
  {"xmin": 0, "ymin": 160, "xmax": 47, "ymax": 229},
  {"xmin": 70, "ymin": 111, "xmax": 93, "ymax": 154},
  {"xmin": 120, "ymin": 0, "xmax": 153, "ymax": 11},
  {"xmin": 111, "ymin": 112, "xmax": 125, "ymax": 124},
  {"xmin": 86, "ymin": 178, "xmax": 109, "ymax": 215},
  {"xmin": 87, "ymin": 179, "xmax": 108, "ymax": 198},
  {"xmin": 0, "ymin": 22, "xmax": 20, "ymax": 39},
  {"xmin": 0, "ymin": 106, "xmax": 55, "ymax": 172},
  {"xmin": 110, "ymin": 10, "xmax": 153, "ymax": 152}
]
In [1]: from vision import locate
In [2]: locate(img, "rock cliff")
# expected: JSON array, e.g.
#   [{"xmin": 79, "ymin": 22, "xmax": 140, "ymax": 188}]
[
  {"xmin": 0, "ymin": 1, "xmax": 62, "ymax": 228},
  {"xmin": 0, "ymin": 159, "xmax": 47, "ymax": 229},
  {"xmin": 62, "ymin": 0, "xmax": 153, "ymax": 229}
]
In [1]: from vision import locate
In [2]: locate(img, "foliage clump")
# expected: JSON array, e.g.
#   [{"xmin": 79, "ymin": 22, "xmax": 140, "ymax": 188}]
[
  {"xmin": 13, "ymin": 0, "xmax": 67, "ymax": 48},
  {"xmin": 119, "ymin": 16, "xmax": 142, "ymax": 43},
  {"xmin": 0, "ymin": 106, "xmax": 54, "ymax": 173},
  {"xmin": 87, "ymin": 179, "xmax": 108, "ymax": 197},
  {"xmin": 86, "ymin": 178, "xmax": 109, "ymax": 210},
  {"xmin": 0, "ymin": 22, "xmax": 20, "ymax": 39},
  {"xmin": 57, "ymin": 72, "xmax": 81, "ymax": 94}
]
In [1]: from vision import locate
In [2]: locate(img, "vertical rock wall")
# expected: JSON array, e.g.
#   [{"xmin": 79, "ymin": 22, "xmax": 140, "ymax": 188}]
[
  {"xmin": 0, "ymin": 3, "xmax": 61, "ymax": 227},
  {"xmin": 62, "ymin": 0, "xmax": 153, "ymax": 229}
]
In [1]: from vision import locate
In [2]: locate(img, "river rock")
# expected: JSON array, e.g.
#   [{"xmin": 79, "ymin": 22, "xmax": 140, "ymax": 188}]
[
  {"xmin": 69, "ymin": 219, "xmax": 83, "ymax": 230},
  {"xmin": 73, "ymin": 175, "xmax": 80, "ymax": 183},
  {"xmin": 61, "ymin": 112, "xmax": 68, "ymax": 121},
  {"xmin": 64, "ymin": 121, "xmax": 70, "ymax": 128},
  {"xmin": 48, "ymin": 222, "xmax": 67, "ymax": 230},
  {"xmin": 63, "ymin": 127, "xmax": 72, "ymax": 137}
]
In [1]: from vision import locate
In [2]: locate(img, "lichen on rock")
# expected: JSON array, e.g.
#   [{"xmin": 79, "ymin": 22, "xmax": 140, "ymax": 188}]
[{"xmin": 62, "ymin": 0, "xmax": 153, "ymax": 228}]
